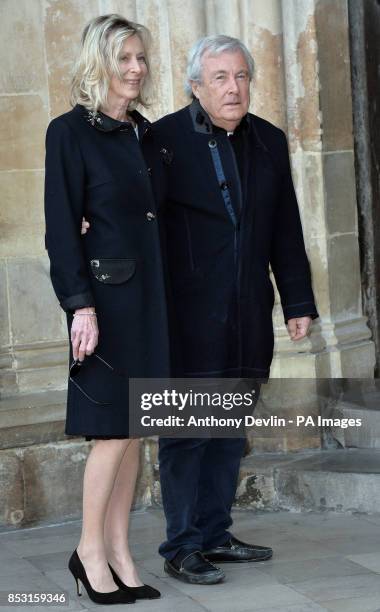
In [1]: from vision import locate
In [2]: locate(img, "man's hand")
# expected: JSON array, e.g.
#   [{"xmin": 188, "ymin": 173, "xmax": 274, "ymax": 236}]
[
  {"xmin": 81, "ymin": 217, "xmax": 90, "ymax": 235},
  {"xmin": 71, "ymin": 307, "xmax": 98, "ymax": 361},
  {"xmin": 286, "ymin": 316, "xmax": 312, "ymax": 341}
]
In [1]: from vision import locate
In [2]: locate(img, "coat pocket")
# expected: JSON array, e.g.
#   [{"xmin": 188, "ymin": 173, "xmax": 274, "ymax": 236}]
[{"xmin": 90, "ymin": 259, "xmax": 136, "ymax": 284}]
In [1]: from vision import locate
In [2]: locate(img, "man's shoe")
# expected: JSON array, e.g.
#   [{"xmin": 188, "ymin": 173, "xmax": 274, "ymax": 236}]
[
  {"xmin": 203, "ymin": 535, "xmax": 273, "ymax": 563},
  {"xmin": 164, "ymin": 551, "xmax": 225, "ymax": 585}
]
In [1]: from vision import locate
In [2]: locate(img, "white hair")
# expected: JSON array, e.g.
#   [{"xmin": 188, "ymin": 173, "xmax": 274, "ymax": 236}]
[
  {"xmin": 70, "ymin": 14, "xmax": 152, "ymax": 111},
  {"xmin": 185, "ymin": 35, "xmax": 254, "ymax": 98}
]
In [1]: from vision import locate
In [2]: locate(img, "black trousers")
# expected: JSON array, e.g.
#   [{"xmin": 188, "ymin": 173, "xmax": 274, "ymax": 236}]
[{"xmin": 158, "ymin": 436, "xmax": 247, "ymax": 560}]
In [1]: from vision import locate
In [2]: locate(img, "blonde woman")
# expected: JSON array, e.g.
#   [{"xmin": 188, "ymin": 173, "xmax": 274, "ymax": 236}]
[{"xmin": 44, "ymin": 14, "xmax": 169, "ymax": 604}]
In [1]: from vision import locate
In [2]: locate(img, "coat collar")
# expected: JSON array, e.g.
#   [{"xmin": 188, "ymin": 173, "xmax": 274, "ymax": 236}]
[
  {"xmin": 188, "ymin": 98, "xmax": 268, "ymax": 151},
  {"xmin": 188, "ymin": 98, "xmax": 250, "ymax": 136},
  {"xmin": 76, "ymin": 105, "xmax": 151, "ymax": 136}
]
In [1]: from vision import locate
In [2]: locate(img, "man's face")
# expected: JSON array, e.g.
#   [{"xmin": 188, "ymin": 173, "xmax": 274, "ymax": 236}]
[{"xmin": 191, "ymin": 50, "xmax": 251, "ymax": 130}]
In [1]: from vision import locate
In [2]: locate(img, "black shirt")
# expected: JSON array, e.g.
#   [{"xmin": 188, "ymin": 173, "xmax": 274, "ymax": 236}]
[{"xmin": 213, "ymin": 117, "xmax": 249, "ymax": 185}]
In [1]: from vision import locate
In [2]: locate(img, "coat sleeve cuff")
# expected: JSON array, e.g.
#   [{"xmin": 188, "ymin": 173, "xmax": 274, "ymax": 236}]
[
  {"xmin": 60, "ymin": 291, "xmax": 95, "ymax": 313},
  {"xmin": 282, "ymin": 301, "xmax": 319, "ymax": 324}
]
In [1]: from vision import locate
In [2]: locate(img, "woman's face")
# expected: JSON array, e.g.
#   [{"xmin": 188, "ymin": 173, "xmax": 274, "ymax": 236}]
[{"xmin": 108, "ymin": 34, "xmax": 148, "ymax": 105}]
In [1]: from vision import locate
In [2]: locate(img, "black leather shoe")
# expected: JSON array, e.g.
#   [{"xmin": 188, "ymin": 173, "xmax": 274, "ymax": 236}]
[
  {"xmin": 164, "ymin": 551, "xmax": 225, "ymax": 585},
  {"xmin": 109, "ymin": 565, "xmax": 160, "ymax": 599},
  {"xmin": 203, "ymin": 535, "xmax": 273, "ymax": 563}
]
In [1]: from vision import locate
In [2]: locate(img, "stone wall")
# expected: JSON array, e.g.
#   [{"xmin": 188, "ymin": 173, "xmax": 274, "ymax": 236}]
[
  {"xmin": 0, "ymin": 1, "xmax": 375, "ymax": 410},
  {"xmin": 0, "ymin": 0, "xmax": 378, "ymax": 529}
]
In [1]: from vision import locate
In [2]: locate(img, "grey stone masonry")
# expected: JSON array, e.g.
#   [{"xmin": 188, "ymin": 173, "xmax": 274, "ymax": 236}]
[
  {"xmin": 1, "ymin": 391, "xmax": 380, "ymax": 529},
  {"xmin": 2, "ymin": 436, "xmax": 380, "ymax": 529}
]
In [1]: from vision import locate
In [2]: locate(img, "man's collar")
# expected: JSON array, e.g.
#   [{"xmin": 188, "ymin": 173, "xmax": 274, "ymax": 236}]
[{"xmin": 188, "ymin": 98, "xmax": 250, "ymax": 135}]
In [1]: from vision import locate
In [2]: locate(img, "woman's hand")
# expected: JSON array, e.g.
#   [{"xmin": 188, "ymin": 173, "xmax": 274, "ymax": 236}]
[{"xmin": 71, "ymin": 307, "xmax": 99, "ymax": 361}]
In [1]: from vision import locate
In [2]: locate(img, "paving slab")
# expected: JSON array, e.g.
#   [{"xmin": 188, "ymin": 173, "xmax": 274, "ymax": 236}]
[
  {"xmin": 189, "ymin": 583, "xmax": 317, "ymax": 611},
  {"xmin": 290, "ymin": 573, "xmax": 380, "ymax": 602},
  {"xmin": 346, "ymin": 551, "xmax": 380, "ymax": 573},
  {"xmin": 251, "ymin": 605, "xmax": 328, "ymax": 612},
  {"xmin": 0, "ymin": 533, "xmax": 79, "ymax": 556},
  {"xmin": 1, "ymin": 509, "xmax": 380, "ymax": 612},
  {"xmin": 317, "ymin": 532, "xmax": 380, "ymax": 555},
  {"xmin": 319, "ymin": 595, "xmax": 380, "ymax": 612},
  {"xmin": 255, "ymin": 556, "xmax": 370, "ymax": 583}
]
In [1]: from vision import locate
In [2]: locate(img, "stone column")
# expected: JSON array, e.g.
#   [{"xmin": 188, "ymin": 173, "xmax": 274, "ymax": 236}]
[
  {"xmin": 137, "ymin": 0, "xmax": 206, "ymax": 121},
  {"xmin": 270, "ymin": 0, "xmax": 375, "ymax": 379},
  {"xmin": 348, "ymin": 0, "xmax": 380, "ymax": 373},
  {"xmin": 0, "ymin": 0, "xmax": 81, "ymax": 396},
  {"xmin": 247, "ymin": 0, "xmax": 375, "ymax": 453}
]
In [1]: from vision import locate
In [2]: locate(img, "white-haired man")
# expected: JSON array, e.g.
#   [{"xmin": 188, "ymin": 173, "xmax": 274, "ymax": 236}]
[{"xmin": 154, "ymin": 35, "xmax": 318, "ymax": 585}]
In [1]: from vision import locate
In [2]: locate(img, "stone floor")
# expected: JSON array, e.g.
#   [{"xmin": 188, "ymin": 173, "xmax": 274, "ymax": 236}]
[{"xmin": 1, "ymin": 508, "xmax": 380, "ymax": 612}]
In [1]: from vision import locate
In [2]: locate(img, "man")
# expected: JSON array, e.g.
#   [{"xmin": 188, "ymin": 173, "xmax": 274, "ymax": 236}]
[
  {"xmin": 82, "ymin": 34, "xmax": 318, "ymax": 585},
  {"xmin": 153, "ymin": 35, "xmax": 318, "ymax": 585}
]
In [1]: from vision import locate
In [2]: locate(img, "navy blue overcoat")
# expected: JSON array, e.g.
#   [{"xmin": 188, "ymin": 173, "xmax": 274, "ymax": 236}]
[
  {"xmin": 44, "ymin": 105, "xmax": 171, "ymax": 436},
  {"xmin": 154, "ymin": 100, "xmax": 319, "ymax": 380}
]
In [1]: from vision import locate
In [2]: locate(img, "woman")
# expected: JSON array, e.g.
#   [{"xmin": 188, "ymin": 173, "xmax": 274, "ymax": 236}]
[{"xmin": 44, "ymin": 14, "xmax": 170, "ymax": 605}]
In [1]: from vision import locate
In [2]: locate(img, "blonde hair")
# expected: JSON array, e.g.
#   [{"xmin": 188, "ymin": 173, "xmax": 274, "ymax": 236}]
[{"xmin": 70, "ymin": 14, "xmax": 152, "ymax": 111}]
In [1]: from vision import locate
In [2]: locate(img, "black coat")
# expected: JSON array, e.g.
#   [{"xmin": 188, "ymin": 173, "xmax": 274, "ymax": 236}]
[
  {"xmin": 44, "ymin": 105, "xmax": 170, "ymax": 436},
  {"xmin": 154, "ymin": 100, "xmax": 318, "ymax": 380}
]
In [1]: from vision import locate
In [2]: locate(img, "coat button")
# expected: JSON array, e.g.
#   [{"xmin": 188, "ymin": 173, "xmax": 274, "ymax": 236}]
[
  {"xmin": 146, "ymin": 212, "xmax": 156, "ymax": 221},
  {"xmin": 147, "ymin": 167, "xmax": 152, "ymax": 176}
]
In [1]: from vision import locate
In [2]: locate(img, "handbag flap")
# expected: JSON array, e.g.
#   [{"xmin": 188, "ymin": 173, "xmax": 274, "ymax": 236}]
[{"xmin": 90, "ymin": 259, "xmax": 136, "ymax": 284}]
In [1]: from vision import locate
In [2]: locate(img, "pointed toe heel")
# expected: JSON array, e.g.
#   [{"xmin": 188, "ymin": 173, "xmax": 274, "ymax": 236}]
[
  {"xmin": 68, "ymin": 550, "xmax": 136, "ymax": 605},
  {"xmin": 109, "ymin": 564, "xmax": 161, "ymax": 599}
]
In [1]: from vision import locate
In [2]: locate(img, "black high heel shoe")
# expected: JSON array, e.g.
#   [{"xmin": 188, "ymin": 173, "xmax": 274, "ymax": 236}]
[
  {"xmin": 109, "ymin": 564, "xmax": 161, "ymax": 599},
  {"xmin": 68, "ymin": 550, "xmax": 136, "ymax": 605}
]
